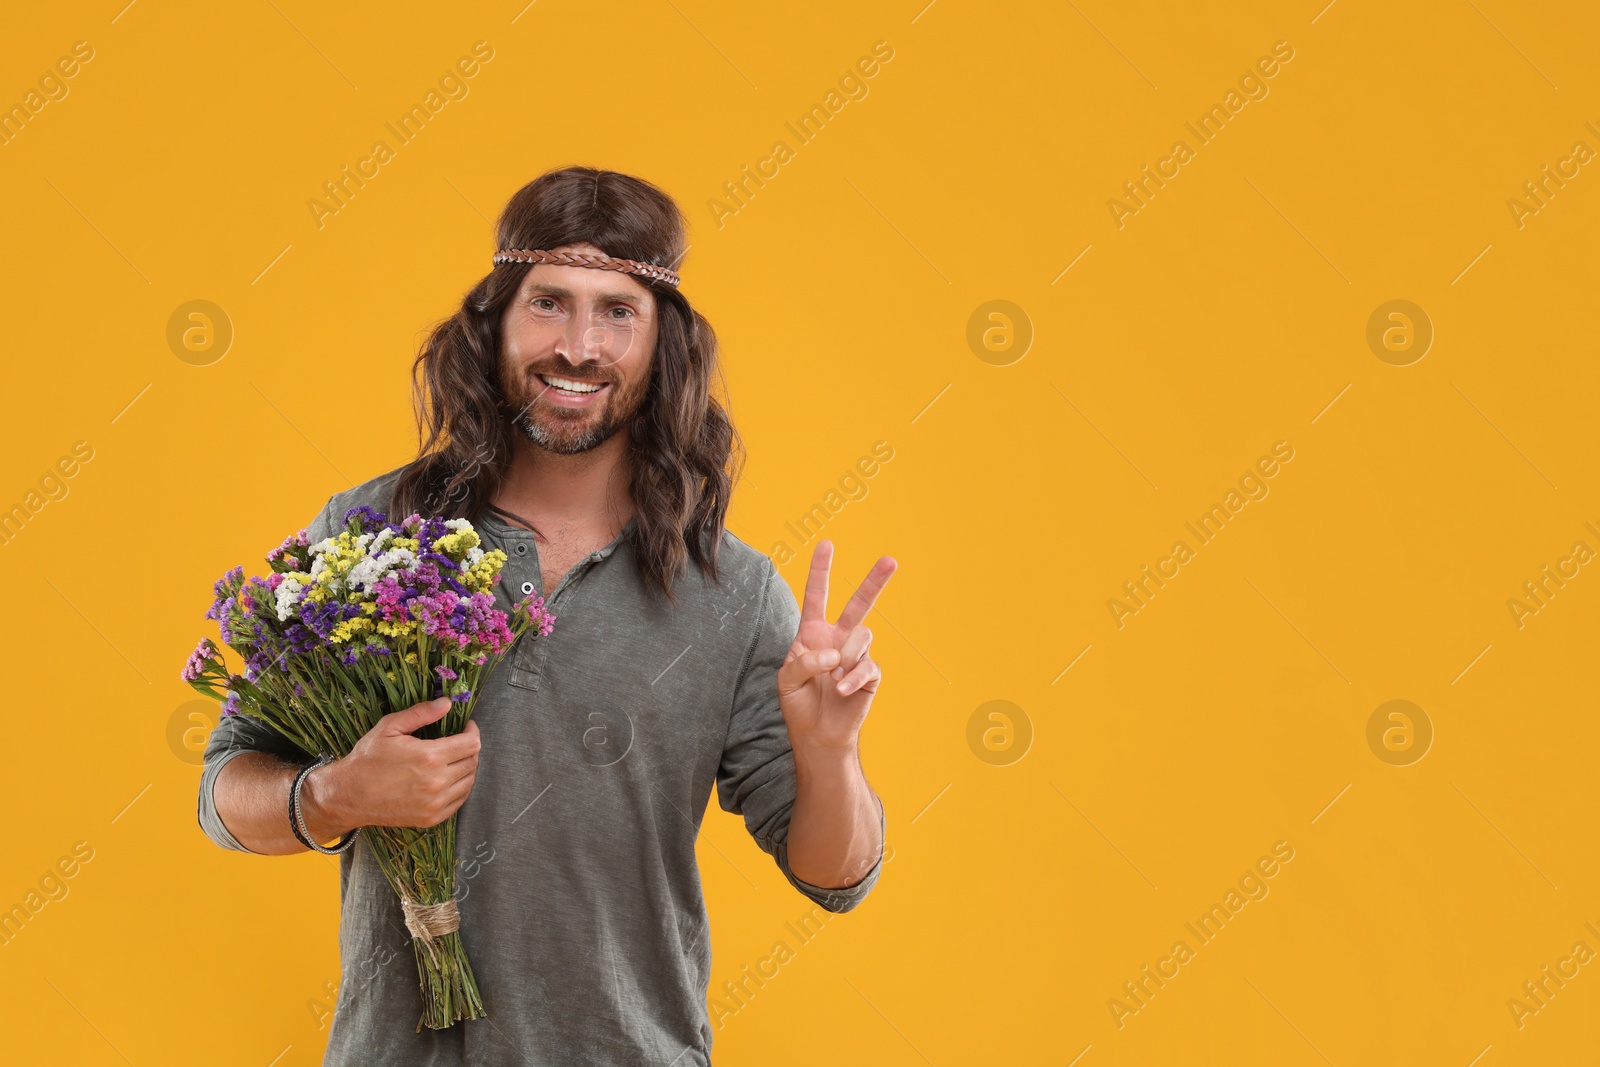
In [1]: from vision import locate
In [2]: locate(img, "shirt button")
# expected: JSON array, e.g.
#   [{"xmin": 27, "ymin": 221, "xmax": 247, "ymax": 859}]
[
  {"xmin": 520, "ymin": 581, "xmax": 535, "ymax": 595},
  {"xmin": 515, "ymin": 544, "xmax": 528, "ymax": 556}
]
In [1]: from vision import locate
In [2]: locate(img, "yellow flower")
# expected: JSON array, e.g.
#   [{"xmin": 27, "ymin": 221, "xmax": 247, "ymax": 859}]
[
  {"xmin": 331, "ymin": 618, "xmax": 374, "ymax": 643},
  {"xmin": 436, "ymin": 530, "xmax": 480, "ymax": 558},
  {"xmin": 465, "ymin": 549, "xmax": 508, "ymax": 593}
]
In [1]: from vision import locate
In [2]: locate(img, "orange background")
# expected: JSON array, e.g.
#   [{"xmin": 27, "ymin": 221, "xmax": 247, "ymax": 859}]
[{"xmin": 1, "ymin": 1, "xmax": 1598, "ymax": 1064}]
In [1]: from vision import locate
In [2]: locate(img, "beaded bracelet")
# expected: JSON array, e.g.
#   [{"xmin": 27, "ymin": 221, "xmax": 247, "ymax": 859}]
[{"xmin": 289, "ymin": 754, "xmax": 361, "ymax": 855}]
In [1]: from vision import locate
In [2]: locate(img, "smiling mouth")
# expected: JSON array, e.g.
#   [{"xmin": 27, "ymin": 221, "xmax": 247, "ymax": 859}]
[{"xmin": 537, "ymin": 373, "xmax": 609, "ymax": 397}]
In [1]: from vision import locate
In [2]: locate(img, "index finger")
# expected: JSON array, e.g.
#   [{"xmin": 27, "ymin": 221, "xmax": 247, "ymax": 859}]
[
  {"xmin": 423, "ymin": 724, "xmax": 480, "ymax": 761},
  {"xmin": 800, "ymin": 539, "xmax": 834, "ymax": 625},
  {"xmin": 835, "ymin": 555, "xmax": 898, "ymax": 631}
]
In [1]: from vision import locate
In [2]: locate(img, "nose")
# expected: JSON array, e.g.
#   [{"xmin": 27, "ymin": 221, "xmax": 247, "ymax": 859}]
[
  {"xmin": 554, "ymin": 313, "xmax": 592, "ymax": 363},
  {"xmin": 554, "ymin": 308, "xmax": 614, "ymax": 364}
]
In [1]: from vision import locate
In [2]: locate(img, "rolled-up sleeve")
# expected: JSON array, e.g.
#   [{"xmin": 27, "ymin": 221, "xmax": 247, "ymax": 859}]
[
  {"xmin": 715, "ymin": 559, "xmax": 887, "ymax": 913},
  {"xmin": 197, "ymin": 714, "xmax": 315, "ymax": 852},
  {"xmin": 195, "ymin": 496, "xmax": 335, "ymax": 852}
]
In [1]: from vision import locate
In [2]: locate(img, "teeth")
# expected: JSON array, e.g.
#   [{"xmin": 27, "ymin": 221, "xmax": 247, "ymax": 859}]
[{"xmin": 540, "ymin": 374, "xmax": 603, "ymax": 394}]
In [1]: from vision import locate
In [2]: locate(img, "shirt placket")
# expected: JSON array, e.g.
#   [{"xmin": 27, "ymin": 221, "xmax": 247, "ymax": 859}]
[
  {"xmin": 505, "ymin": 531, "xmax": 619, "ymax": 691},
  {"xmin": 499, "ymin": 531, "xmax": 542, "ymax": 691}
]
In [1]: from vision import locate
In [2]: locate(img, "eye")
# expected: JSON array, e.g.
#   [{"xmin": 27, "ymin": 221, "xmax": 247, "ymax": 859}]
[
  {"xmin": 531, "ymin": 297, "xmax": 558, "ymax": 312},
  {"xmin": 608, "ymin": 306, "xmax": 634, "ymax": 321}
]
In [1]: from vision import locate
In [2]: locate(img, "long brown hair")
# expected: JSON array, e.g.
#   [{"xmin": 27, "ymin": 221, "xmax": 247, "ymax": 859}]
[{"xmin": 390, "ymin": 166, "xmax": 742, "ymax": 602}]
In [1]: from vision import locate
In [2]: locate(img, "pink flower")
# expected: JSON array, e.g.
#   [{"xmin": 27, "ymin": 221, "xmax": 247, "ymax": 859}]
[{"xmin": 180, "ymin": 638, "xmax": 219, "ymax": 683}]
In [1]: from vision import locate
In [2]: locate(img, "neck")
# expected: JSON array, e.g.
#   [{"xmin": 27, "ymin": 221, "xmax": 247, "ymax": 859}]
[{"xmin": 491, "ymin": 425, "xmax": 635, "ymax": 540}]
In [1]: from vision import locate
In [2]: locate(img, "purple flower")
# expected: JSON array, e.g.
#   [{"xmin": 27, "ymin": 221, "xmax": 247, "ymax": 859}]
[
  {"xmin": 284, "ymin": 623, "xmax": 320, "ymax": 654},
  {"xmin": 343, "ymin": 505, "xmax": 388, "ymax": 532},
  {"xmin": 216, "ymin": 596, "xmax": 238, "ymax": 644},
  {"xmin": 296, "ymin": 599, "xmax": 346, "ymax": 640},
  {"xmin": 244, "ymin": 650, "xmax": 273, "ymax": 682},
  {"xmin": 221, "ymin": 688, "xmax": 242, "ymax": 717},
  {"xmin": 205, "ymin": 566, "xmax": 244, "ymax": 621}
]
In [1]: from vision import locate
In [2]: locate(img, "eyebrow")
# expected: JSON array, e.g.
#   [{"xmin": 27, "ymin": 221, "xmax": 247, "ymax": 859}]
[{"xmin": 522, "ymin": 282, "xmax": 644, "ymax": 305}]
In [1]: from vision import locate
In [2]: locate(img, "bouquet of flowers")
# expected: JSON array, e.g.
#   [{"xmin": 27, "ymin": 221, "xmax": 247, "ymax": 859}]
[{"xmin": 182, "ymin": 505, "xmax": 555, "ymax": 1031}]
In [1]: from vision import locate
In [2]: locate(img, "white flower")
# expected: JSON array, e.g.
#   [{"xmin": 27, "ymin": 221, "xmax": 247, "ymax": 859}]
[
  {"xmin": 275, "ymin": 577, "xmax": 305, "ymax": 621},
  {"xmin": 307, "ymin": 537, "xmax": 338, "ymax": 583},
  {"xmin": 348, "ymin": 547, "xmax": 418, "ymax": 592}
]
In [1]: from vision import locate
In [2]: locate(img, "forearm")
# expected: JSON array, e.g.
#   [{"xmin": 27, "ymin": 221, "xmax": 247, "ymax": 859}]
[
  {"xmin": 212, "ymin": 752, "xmax": 354, "ymax": 855},
  {"xmin": 786, "ymin": 743, "xmax": 883, "ymax": 889}
]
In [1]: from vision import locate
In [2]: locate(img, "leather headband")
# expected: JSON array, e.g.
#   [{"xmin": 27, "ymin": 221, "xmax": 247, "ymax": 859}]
[{"xmin": 492, "ymin": 247, "xmax": 681, "ymax": 288}]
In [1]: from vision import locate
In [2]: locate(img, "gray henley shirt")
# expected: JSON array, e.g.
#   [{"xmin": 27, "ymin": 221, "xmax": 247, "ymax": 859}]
[{"xmin": 196, "ymin": 466, "xmax": 886, "ymax": 1065}]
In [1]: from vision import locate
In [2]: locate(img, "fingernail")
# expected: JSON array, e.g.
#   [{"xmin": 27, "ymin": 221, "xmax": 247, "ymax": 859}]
[{"xmin": 836, "ymin": 681, "xmax": 850, "ymax": 693}]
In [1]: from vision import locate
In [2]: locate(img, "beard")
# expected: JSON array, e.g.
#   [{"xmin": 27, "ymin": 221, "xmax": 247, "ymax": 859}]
[{"xmin": 504, "ymin": 362, "xmax": 650, "ymax": 455}]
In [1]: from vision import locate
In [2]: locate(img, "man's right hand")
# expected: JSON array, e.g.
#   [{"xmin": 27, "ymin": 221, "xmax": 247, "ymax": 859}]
[{"xmin": 301, "ymin": 697, "xmax": 482, "ymax": 839}]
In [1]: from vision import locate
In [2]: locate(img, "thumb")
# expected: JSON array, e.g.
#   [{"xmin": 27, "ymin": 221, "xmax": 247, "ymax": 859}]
[
  {"xmin": 778, "ymin": 647, "xmax": 841, "ymax": 693},
  {"xmin": 382, "ymin": 696, "xmax": 452, "ymax": 735}
]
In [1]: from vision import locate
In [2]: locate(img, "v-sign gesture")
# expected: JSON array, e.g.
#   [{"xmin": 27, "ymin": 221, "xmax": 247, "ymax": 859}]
[{"xmin": 776, "ymin": 540, "xmax": 898, "ymax": 755}]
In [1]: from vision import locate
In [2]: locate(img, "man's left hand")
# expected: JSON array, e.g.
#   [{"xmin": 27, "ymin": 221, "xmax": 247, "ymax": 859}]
[{"xmin": 776, "ymin": 540, "xmax": 897, "ymax": 755}]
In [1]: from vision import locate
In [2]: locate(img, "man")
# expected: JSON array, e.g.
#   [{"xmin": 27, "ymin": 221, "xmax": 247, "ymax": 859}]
[{"xmin": 198, "ymin": 166, "xmax": 893, "ymax": 1065}]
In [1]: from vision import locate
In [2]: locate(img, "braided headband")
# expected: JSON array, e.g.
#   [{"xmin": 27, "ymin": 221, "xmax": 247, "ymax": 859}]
[{"xmin": 492, "ymin": 247, "xmax": 680, "ymax": 289}]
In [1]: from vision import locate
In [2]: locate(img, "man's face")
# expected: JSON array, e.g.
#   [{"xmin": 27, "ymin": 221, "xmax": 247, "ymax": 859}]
[{"xmin": 499, "ymin": 241, "xmax": 659, "ymax": 455}]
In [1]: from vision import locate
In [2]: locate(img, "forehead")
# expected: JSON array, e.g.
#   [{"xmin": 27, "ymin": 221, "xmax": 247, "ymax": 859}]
[{"xmin": 519, "ymin": 276, "xmax": 649, "ymax": 305}]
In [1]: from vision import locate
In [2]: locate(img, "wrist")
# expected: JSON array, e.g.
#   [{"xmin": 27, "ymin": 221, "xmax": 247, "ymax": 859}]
[
  {"xmin": 791, "ymin": 737, "xmax": 859, "ymax": 781},
  {"xmin": 299, "ymin": 759, "xmax": 357, "ymax": 842}
]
